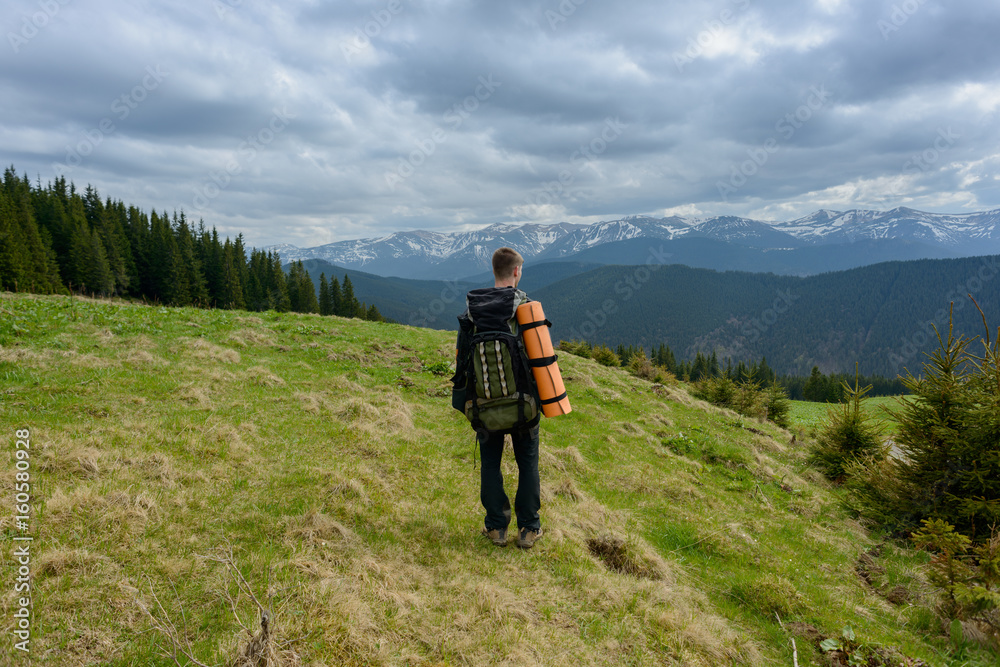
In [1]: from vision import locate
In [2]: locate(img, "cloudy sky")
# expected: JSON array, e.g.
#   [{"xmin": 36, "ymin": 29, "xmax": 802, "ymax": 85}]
[{"xmin": 2, "ymin": 0, "xmax": 999, "ymax": 249}]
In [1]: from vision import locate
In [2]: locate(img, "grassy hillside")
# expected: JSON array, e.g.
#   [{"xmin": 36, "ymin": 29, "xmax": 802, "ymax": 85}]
[{"xmin": 1, "ymin": 292, "xmax": 993, "ymax": 665}]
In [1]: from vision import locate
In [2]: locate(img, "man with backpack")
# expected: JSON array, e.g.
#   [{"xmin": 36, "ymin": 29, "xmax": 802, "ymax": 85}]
[{"xmin": 451, "ymin": 247, "xmax": 543, "ymax": 549}]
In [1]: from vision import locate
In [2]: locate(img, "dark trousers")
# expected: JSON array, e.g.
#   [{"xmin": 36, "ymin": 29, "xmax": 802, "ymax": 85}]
[{"xmin": 480, "ymin": 426, "xmax": 541, "ymax": 532}]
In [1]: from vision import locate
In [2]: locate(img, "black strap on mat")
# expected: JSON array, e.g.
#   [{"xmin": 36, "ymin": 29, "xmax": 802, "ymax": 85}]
[
  {"xmin": 518, "ymin": 318, "xmax": 552, "ymax": 332},
  {"xmin": 528, "ymin": 354, "xmax": 557, "ymax": 368},
  {"xmin": 540, "ymin": 392, "xmax": 568, "ymax": 406}
]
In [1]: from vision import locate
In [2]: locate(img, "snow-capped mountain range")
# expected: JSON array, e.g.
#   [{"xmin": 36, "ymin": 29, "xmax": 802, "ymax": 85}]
[{"xmin": 266, "ymin": 207, "xmax": 1000, "ymax": 279}]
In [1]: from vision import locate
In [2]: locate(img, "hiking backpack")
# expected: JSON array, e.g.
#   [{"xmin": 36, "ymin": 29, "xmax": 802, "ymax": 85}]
[{"xmin": 452, "ymin": 287, "xmax": 540, "ymax": 435}]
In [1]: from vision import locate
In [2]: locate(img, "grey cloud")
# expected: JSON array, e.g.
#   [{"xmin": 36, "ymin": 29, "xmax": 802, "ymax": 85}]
[{"xmin": 1, "ymin": 0, "xmax": 998, "ymax": 248}]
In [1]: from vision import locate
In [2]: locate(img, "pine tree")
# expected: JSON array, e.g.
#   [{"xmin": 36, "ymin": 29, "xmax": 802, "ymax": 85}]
[
  {"xmin": 339, "ymin": 275, "xmax": 359, "ymax": 318},
  {"xmin": 32, "ymin": 175, "xmax": 74, "ymax": 284},
  {"xmin": 65, "ymin": 195, "xmax": 91, "ymax": 292},
  {"xmin": 298, "ymin": 264, "xmax": 319, "ymax": 314},
  {"xmin": 84, "ymin": 228, "xmax": 115, "ymax": 295},
  {"xmin": 653, "ymin": 344, "xmax": 677, "ymax": 373},
  {"xmin": 147, "ymin": 211, "xmax": 183, "ymax": 304},
  {"xmin": 268, "ymin": 253, "xmax": 290, "ymax": 312},
  {"xmin": 318, "ymin": 273, "xmax": 333, "ymax": 315},
  {"xmin": 285, "ymin": 261, "xmax": 302, "ymax": 311},
  {"xmin": 62, "ymin": 207, "xmax": 113, "ymax": 297},
  {"xmin": 200, "ymin": 226, "xmax": 224, "ymax": 307},
  {"xmin": 284, "ymin": 261, "xmax": 318, "ymax": 313},
  {"xmin": 765, "ymin": 382, "xmax": 791, "ymax": 429},
  {"xmin": 125, "ymin": 205, "xmax": 152, "ymax": 299},
  {"xmin": 244, "ymin": 270, "xmax": 263, "ymax": 311},
  {"xmin": 0, "ymin": 186, "xmax": 36, "ymax": 292},
  {"xmin": 0, "ymin": 188, "xmax": 17, "ymax": 288},
  {"xmin": 105, "ymin": 199, "xmax": 138, "ymax": 295},
  {"xmin": 246, "ymin": 249, "xmax": 277, "ymax": 311},
  {"xmin": 83, "ymin": 186, "xmax": 130, "ymax": 295},
  {"xmin": 809, "ymin": 370, "xmax": 886, "ymax": 481},
  {"xmin": 803, "ymin": 366, "xmax": 827, "ymax": 402},
  {"xmin": 890, "ymin": 317, "xmax": 1000, "ymax": 539},
  {"xmin": 329, "ymin": 275, "xmax": 342, "ymax": 317},
  {"xmin": 173, "ymin": 212, "xmax": 208, "ymax": 307},
  {"xmin": 691, "ymin": 352, "xmax": 707, "ymax": 382},
  {"xmin": 0, "ymin": 170, "xmax": 62, "ymax": 292},
  {"xmin": 220, "ymin": 239, "xmax": 245, "ymax": 309},
  {"xmin": 233, "ymin": 234, "xmax": 250, "ymax": 309}
]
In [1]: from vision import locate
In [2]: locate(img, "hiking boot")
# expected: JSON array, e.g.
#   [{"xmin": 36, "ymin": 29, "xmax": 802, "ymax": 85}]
[
  {"xmin": 482, "ymin": 526, "xmax": 507, "ymax": 547},
  {"xmin": 517, "ymin": 526, "xmax": 543, "ymax": 549}
]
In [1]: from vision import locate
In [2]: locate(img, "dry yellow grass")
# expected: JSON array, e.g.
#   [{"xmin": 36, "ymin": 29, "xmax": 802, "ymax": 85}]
[
  {"xmin": 243, "ymin": 365, "xmax": 286, "ymax": 387},
  {"xmin": 176, "ymin": 336, "xmax": 243, "ymax": 364}
]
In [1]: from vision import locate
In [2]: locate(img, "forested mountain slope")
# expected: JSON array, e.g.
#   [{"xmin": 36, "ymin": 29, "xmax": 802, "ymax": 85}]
[{"xmin": 536, "ymin": 255, "xmax": 1000, "ymax": 376}]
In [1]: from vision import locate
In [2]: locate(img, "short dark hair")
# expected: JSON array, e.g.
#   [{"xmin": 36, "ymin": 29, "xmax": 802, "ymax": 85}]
[{"xmin": 492, "ymin": 247, "xmax": 523, "ymax": 280}]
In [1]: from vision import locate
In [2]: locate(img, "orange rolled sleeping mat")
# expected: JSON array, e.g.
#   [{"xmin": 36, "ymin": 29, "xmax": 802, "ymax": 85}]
[{"xmin": 516, "ymin": 301, "xmax": 572, "ymax": 418}]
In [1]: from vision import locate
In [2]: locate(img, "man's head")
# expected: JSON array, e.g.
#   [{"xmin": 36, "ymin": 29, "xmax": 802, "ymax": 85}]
[{"xmin": 492, "ymin": 247, "xmax": 524, "ymax": 288}]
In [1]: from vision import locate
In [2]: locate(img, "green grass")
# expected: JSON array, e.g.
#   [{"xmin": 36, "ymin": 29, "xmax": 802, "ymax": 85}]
[{"xmin": 1, "ymin": 292, "xmax": 996, "ymax": 666}]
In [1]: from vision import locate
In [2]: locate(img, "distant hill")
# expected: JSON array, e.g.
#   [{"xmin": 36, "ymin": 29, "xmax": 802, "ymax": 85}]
[{"xmin": 533, "ymin": 254, "xmax": 1000, "ymax": 377}]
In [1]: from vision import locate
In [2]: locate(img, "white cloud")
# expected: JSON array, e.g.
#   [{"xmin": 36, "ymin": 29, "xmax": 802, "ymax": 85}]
[{"xmin": 660, "ymin": 204, "xmax": 705, "ymax": 218}]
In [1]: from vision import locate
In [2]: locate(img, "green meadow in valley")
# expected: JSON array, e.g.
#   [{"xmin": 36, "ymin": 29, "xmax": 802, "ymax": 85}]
[
  {"xmin": 788, "ymin": 396, "xmax": 908, "ymax": 437},
  {"xmin": 1, "ymin": 292, "xmax": 995, "ymax": 665}
]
